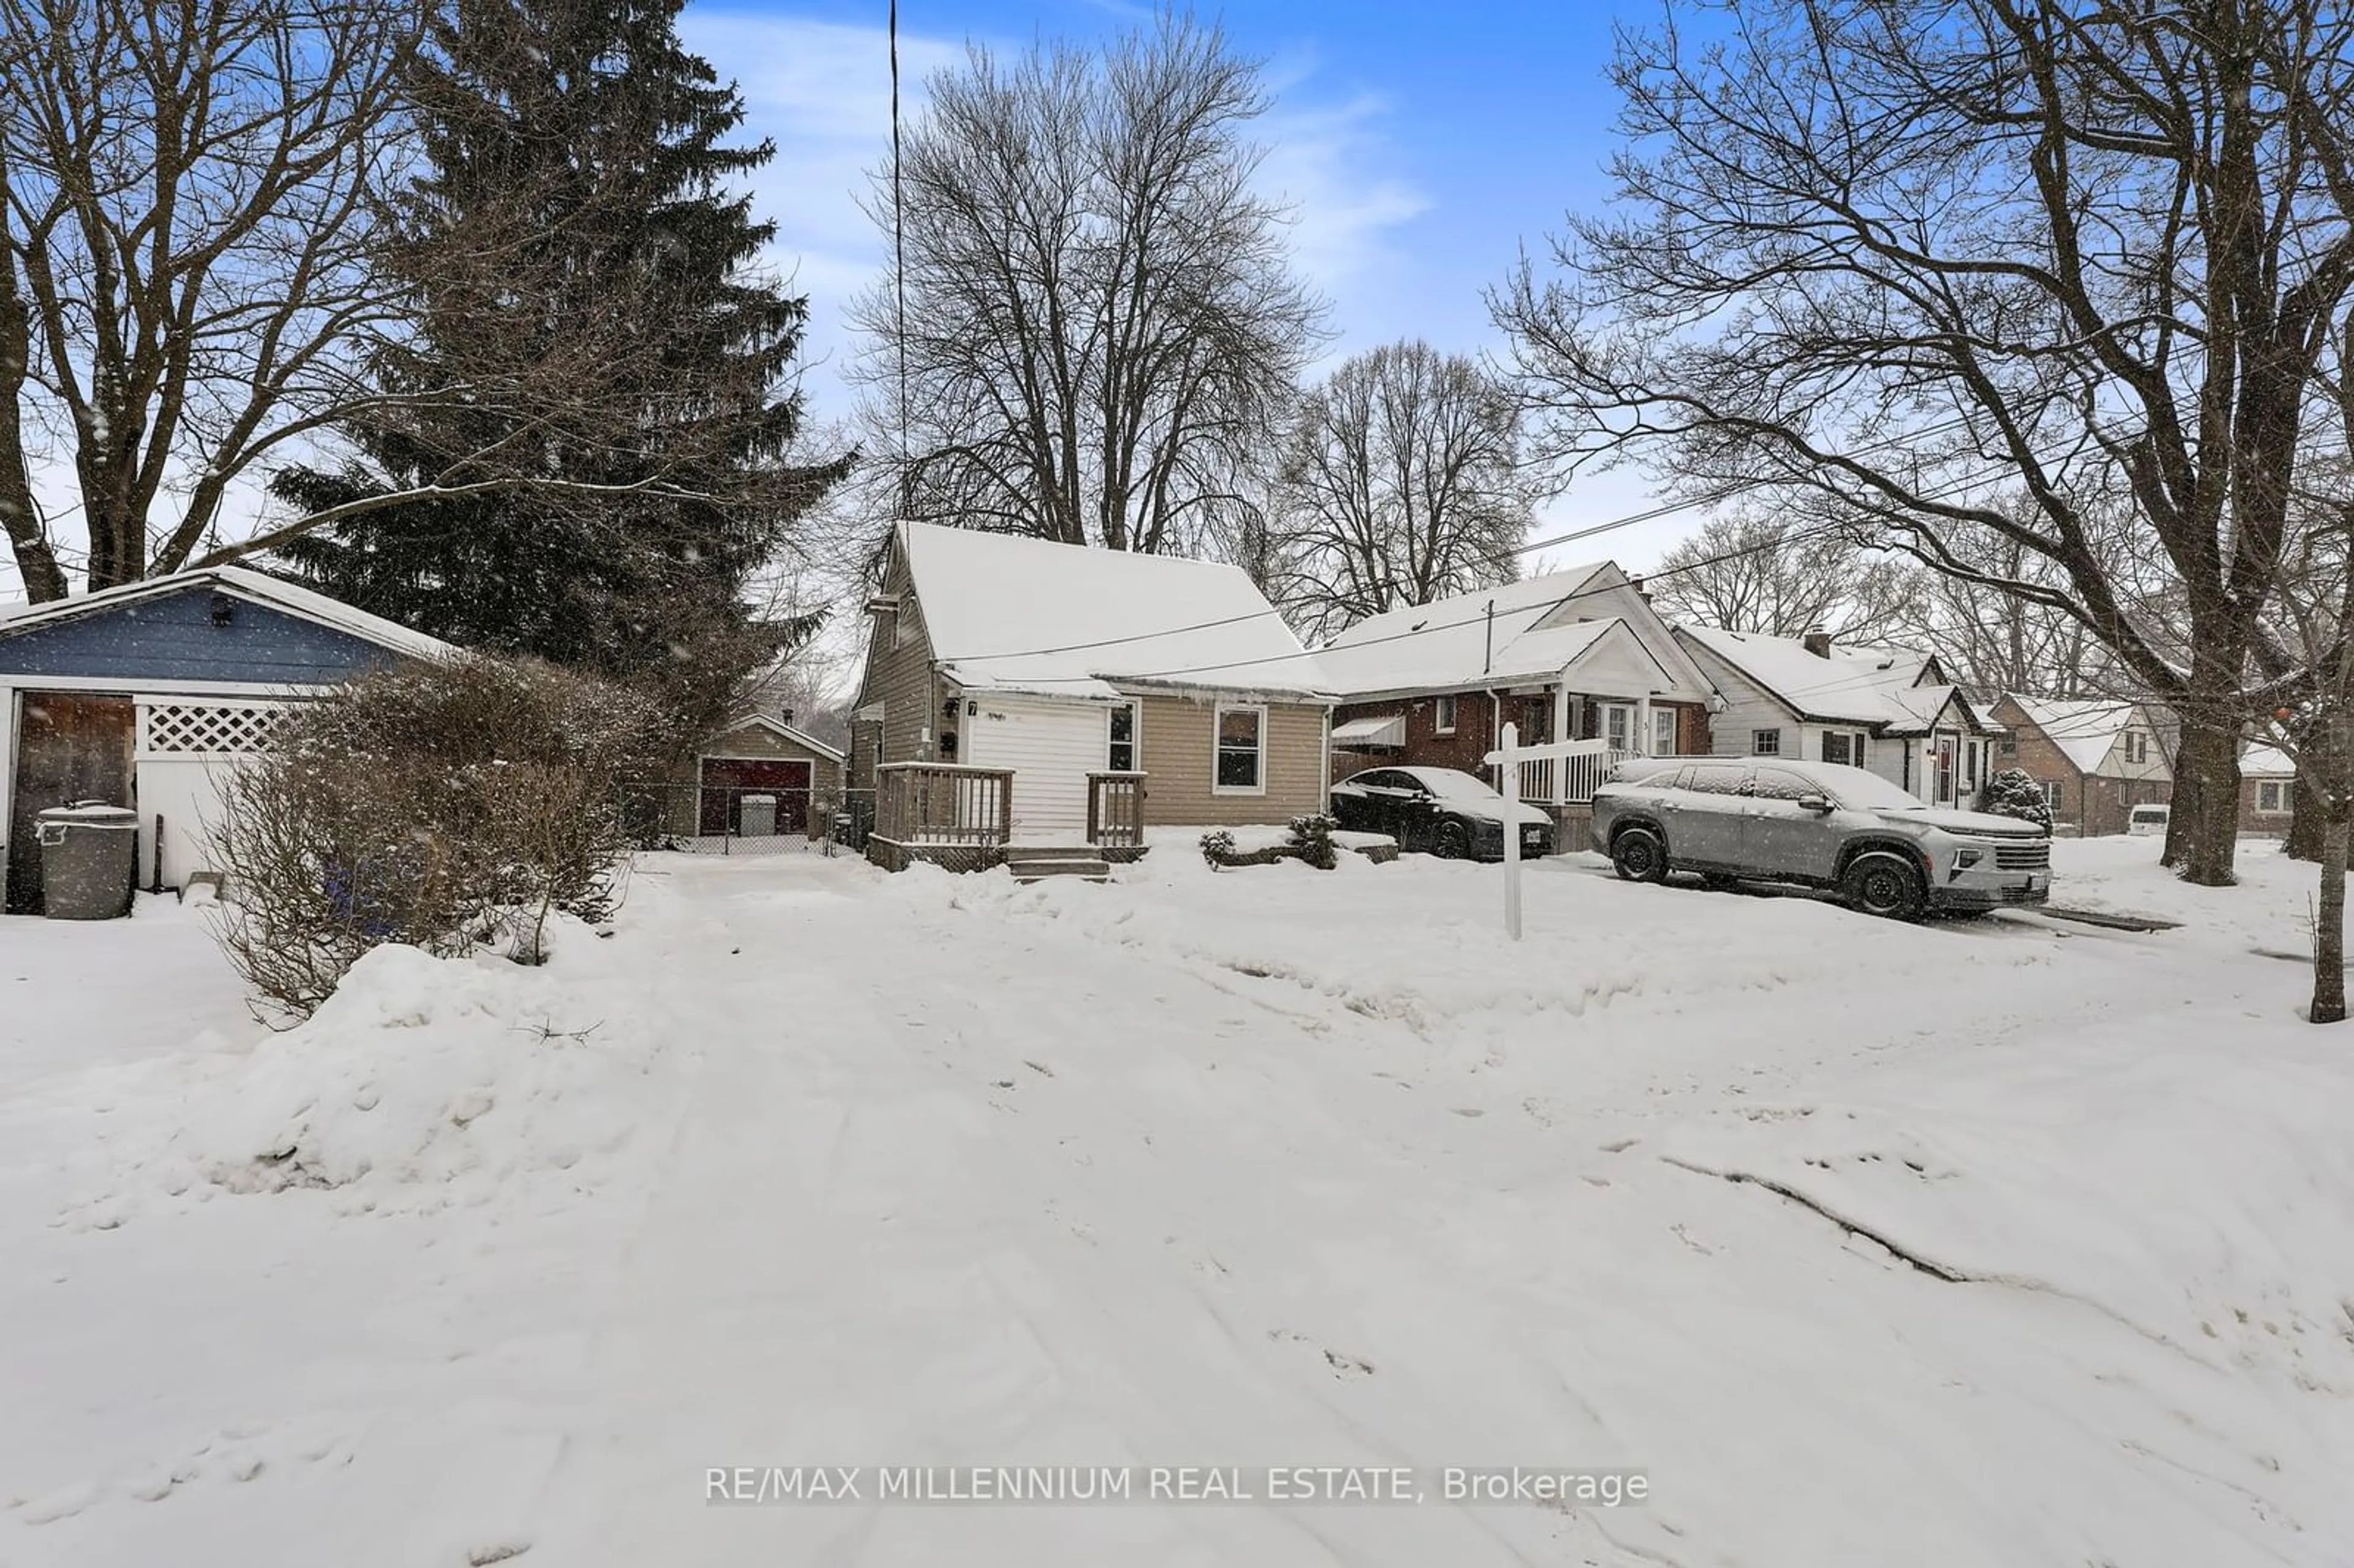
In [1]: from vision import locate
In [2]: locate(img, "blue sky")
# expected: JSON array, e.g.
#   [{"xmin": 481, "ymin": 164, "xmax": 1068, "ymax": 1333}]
[{"xmin": 679, "ymin": 0, "xmax": 1697, "ymax": 571}]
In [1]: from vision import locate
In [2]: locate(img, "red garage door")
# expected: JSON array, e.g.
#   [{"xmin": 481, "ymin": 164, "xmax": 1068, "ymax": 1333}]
[{"xmin": 698, "ymin": 758, "xmax": 812, "ymax": 835}]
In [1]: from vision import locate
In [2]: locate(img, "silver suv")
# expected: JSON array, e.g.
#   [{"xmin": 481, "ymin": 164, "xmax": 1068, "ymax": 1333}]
[{"xmin": 1590, "ymin": 757, "xmax": 2052, "ymax": 919}]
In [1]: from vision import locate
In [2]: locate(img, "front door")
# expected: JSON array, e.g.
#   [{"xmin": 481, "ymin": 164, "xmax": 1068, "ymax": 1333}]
[
  {"xmin": 8, "ymin": 693, "xmax": 137, "ymax": 915},
  {"xmin": 1934, "ymin": 734, "xmax": 1959, "ymax": 805}
]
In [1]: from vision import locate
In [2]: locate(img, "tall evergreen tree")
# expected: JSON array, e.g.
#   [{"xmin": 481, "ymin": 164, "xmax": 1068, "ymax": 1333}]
[{"xmin": 272, "ymin": 0, "xmax": 845, "ymax": 723}]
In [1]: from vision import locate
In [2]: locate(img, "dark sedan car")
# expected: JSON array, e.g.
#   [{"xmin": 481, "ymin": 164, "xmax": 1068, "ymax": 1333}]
[{"xmin": 1329, "ymin": 766, "xmax": 1556, "ymax": 861}]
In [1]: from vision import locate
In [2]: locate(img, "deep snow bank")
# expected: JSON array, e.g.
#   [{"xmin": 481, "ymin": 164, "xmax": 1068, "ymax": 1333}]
[{"xmin": 81, "ymin": 914, "xmax": 669, "ymax": 1222}]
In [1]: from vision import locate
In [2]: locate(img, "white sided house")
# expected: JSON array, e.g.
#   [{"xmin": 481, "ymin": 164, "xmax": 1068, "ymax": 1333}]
[
  {"xmin": 1674, "ymin": 626, "xmax": 1999, "ymax": 806},
  {"xmin": 0, "ymin": 566, "xmax": 451, "ymax": 915},
  {"xmin": 847, "ymin": 523, "xmax": 1332, "ymax": 873}
]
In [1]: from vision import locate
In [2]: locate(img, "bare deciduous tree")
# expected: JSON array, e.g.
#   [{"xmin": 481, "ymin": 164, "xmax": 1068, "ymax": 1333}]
[
  {"xmin": 1, "ymin": 0, "xmax": 422, "ymax": 598},
  {"xmin": 1495, "ymin": 0, "xmax": 2354, "ymax": 886},
  {"xmin": 1650, "ymin": 509, "xmax": 1918, "ymax": 646},
  {"xmin": 848, "ymin": 12, "xmax": 1325, "ymax": 555},
  {"xmin": 1257, "ymin": 340, "xmax": 1547, "ymax": 641}
]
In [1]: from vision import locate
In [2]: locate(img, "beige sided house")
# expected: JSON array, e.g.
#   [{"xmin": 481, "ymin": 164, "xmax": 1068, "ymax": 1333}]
[{"xmin": 847, "ymin": 523, "xmax": 1332, "ymax": 873}]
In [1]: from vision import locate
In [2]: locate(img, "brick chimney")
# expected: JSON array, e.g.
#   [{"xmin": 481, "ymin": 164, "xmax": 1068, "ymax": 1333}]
[{"xmin": 1802, "ymin": 628, "xmax": 1833, "ymax": 658}]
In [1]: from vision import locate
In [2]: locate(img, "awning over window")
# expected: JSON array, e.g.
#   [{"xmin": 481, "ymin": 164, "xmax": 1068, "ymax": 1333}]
[{"xmin": 1332, "ymin": 714, "xmax": 1406, "ymax": 748}]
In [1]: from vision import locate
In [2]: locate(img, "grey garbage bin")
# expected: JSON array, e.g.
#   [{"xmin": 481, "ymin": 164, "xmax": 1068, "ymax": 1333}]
[
  {"xmin": 737, "ymin": 793, "xmax": 778, "ymax": 838},
  {"xmin": 37, "ymin": 801, "xmax": 139, "ymax": 920}
]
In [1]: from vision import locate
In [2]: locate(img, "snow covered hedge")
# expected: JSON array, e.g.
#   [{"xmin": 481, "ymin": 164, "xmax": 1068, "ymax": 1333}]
[
  {"xmin": 1980, "ymin": 767, "xmax": 2055, "ymax": 829},
  {"xmin": 1200, "ymin": 813, "xmax": 1343, "ymax": 870},
  {"xmin": 206, "ymin": 654, "xmax": 679, "ymax": 1019}
]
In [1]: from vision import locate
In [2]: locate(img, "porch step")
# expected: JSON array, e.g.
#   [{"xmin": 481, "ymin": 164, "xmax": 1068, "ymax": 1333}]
[{"xmin": 1009, "ymin": 855, "xmax": 1111, "ymax": 883}]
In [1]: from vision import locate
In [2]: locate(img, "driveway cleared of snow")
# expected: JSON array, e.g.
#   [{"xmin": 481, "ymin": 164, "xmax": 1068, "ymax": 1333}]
[{"xmin": 2, "ymin": 839, "xmax": 2350, "ymax": 1567}]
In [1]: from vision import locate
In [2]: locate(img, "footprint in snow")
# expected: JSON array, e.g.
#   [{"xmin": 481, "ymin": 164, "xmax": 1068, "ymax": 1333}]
[{"xmin": 17, "ymin": 1480, "xmax": 104, "ymax": 1523}]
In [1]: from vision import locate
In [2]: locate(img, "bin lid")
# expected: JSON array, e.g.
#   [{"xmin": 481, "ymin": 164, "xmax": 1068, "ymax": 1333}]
[
  {"xmin": 740, "ymin": 793, "xmax": 777, "ymax": 805},
  {"xmin": 37, "ymin": 801, "xmax": 139, "ymax": 829}
]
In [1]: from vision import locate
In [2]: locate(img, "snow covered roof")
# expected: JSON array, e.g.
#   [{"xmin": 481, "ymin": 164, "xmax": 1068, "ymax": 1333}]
[
  {"xmin": 2005, "ymin": 695, "xmax": 2149, "ymax": 774},
  {"xmin": 1678, "ymin": 625, "xmax": 1962, "ymax": 730},
  {"xmin": 1310, "ymin": 566, "xmax": 1637, "ymax": 696},
  {"xmin": 1331, "ymin": 714, "xmax": 1407, "ymax": 748},
  {"xmin": 0, "ymin": 565, "xmax": 452, "ymax": 661},
  {"xmin": 708, "ymin": 712, "xmax": 845, "ymax": 764},
  {"xmin": 897, "ymin": 523, "xmax": 1326, "ymax": 700},
  {"xmin": 2240, "ymin": 743, "xmax": 2295, "ymax": 778}
]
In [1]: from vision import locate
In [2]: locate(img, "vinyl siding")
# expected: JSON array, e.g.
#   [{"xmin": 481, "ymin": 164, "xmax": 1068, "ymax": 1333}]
[
  {"xmin": 1530, "ymin": 568, "xmax": 1718, "ymax": 701},
  {"xmin": 0, "ymin": 584, "xmax": 409, "ymax": 683},
  {"xmin": 961, "ymin": 693, "xmax": 1104, "ymax": 842},
  {"xmin": 1133, "ymin": 693, "xmax": 1327, "ymax": 825},
  {"xmin": 850, "ymin": 552, "xmax": 947, "ymax": 769}
]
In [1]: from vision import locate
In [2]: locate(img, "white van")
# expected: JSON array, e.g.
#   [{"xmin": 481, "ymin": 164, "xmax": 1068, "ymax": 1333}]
[{"xmin": 2127, "ymin": 803, "xmax": 2169, "ymax": 836}]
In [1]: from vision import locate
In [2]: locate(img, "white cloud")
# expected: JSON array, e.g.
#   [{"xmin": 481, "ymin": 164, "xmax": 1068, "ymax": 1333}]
[{"xmin": 1257, "ymin": 94, "xmax": 1430, "ymax": 298}]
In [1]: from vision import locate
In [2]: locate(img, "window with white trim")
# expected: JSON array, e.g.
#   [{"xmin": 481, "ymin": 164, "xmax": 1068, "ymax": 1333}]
[
  {"xmin": 1107, "ymin": 701, "xmax": 1138, "ymax": 772},
  {"xmin": 1601, "ymin": 702, "xmax": 1634, "ymax": 751},
  {"xmin": 1433, "ymin": 695, "xmax": 1458, "ymax": 734},
  {"xmin": 2257, "ymin": 780, "xmax": 2291, "ymax": 815},
  {"xmin": 1821, "ymin": 730, "xmax": 1865, "ymax": 767},
  {"xmin": 2043, "ymin": 778, "xmax": 2064, "ymax": 809},
  {"xmin": 1214, "ymin": 704, "xmax": 1265, "ymax": 793},
  {"xmin": 1650, "ymin": 707, "xmax": 1678, "ymax": 756},
  {"xmin": 1752, "ymin": 728, "xmax": 1782, "ymax": 756}
]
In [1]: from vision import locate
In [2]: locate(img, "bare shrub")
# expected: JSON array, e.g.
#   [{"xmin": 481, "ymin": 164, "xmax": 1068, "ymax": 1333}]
[{"xmin": 207, "ymin": 655, "xmax": 678, "ymax": 1019}]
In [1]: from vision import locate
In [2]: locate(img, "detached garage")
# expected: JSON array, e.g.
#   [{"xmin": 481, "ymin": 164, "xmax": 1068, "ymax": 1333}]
[
  {"xmin": 0, "ymin": 568, "xmax": 449, "ymax": 915},
  {"xmin": 674, "ymin": 713, "xmax": 845, "ymax": 839}
]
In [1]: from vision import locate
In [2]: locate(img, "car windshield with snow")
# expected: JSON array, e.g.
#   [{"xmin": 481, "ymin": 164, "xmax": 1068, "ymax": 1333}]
[
  {"xmin": 1588, "ymin": 757, "xmax": 2052, "ymax": 918},
  {"xmin": 1328, "ymin": 766, "xmax": 1555, "ymax": 862}
]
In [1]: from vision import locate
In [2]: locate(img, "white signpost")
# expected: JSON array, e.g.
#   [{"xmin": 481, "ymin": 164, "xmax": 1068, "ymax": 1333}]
[{"xmin": 1483, "ymin": 728, "xmax": 1618, "ymax": 941}]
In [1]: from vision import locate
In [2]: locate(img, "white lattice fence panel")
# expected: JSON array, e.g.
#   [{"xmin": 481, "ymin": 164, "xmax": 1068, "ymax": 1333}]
[{"xmin": 138, "ymin": 701, "xmax": 288, "ymax": 758}]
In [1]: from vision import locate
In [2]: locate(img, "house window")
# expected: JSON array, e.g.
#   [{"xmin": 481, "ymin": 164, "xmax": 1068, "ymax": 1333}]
[
  {"xmin": 2124, "ymin": 731, "xmax": 2148, "ymax": 764},
  {"xmin": 1650, "ymin": 707, "xmax": 1678, "ymax": 756},
  {"xmin": 2043, "ymin": 779, "xmax": 2064, "ymax": 810},
  {"xmin": 1752, "ymin": 728, "xmax": 1782, "ymax": 756},
  {"xmin": 1107, "ymin": 701, "xmax": 1138, "ymax": 772},
  {"xmin": 1214, "ymin": 704, "xmax": 1265, "ymax": 793},
  {"xmin": 1433, "ymin": 695, "xmax": 1458, "ymax": 734},
  {"xmin": 2257, "ymin": 780, "xmax": 2291, "ymax": 815},
  {"xmin": 1822, "ymin": 731, "xmax": 1854, "ymax": 766},
  {"xmin": 893, "ymin": 603, "xmax": 915, "ymax": 649}
]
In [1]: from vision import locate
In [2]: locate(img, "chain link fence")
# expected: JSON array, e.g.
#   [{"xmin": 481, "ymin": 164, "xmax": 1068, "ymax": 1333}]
[{"xmin": 616, "ymin": 782, "xmax": 831, "ymax": 856}]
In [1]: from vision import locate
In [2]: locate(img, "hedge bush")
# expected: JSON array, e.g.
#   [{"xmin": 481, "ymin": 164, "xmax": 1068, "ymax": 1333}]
[{"xmin": 207, "ymin": 654, "xmax": 680, "ymax": 1019}]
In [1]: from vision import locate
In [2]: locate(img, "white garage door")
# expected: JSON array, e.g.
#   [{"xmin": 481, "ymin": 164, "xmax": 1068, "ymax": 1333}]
[{"xmin": 962, "ymin": 695, "xmax": 1104, "ymax": 844}]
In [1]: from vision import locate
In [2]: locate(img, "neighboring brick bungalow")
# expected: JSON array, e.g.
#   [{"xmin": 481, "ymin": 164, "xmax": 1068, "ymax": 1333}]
[
  {"xmin": 1989, "ymin": 695, "xmax": 2173, "ymax": 835},
  {"xmin": 1316, "ymin": 564, "xmax": 1721, "ymax": 826}
]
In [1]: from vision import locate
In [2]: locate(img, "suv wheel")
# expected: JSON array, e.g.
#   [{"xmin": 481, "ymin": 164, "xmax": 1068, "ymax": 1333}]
[
  {"xmin": 1434, "ymin": 820, "xmax": 1471, "ymax": 859},
  {"xmin": 1843, "ymin": 851, "xmax": 1925, "ymax": 920},
  {"xmin": 1610, "ymin": 824, "xmax": 1668, "ymax": 883}
]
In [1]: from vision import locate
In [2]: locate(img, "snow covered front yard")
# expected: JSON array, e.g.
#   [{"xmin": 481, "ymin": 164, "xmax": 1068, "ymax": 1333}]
[{"xmin": 5, "ymin": 839, "xmax": 2353, "ymax": 1567}]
